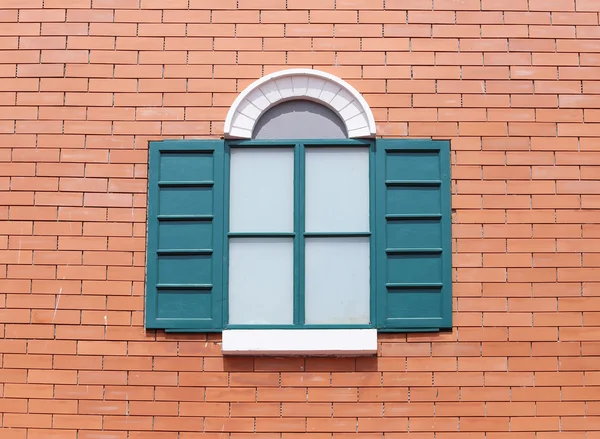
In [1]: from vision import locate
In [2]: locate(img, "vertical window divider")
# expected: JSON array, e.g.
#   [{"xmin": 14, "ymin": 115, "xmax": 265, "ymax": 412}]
[
  {"xmin": 369, "ymin": 140, "xmax": 377, "ymax": 326},
  {"xmin": 222, "ymin": 141, "xmax": 231, "ymax": 327},
  {"xmin": 294, "ymin": 142, "xmax": 306, "ymax": 326}
]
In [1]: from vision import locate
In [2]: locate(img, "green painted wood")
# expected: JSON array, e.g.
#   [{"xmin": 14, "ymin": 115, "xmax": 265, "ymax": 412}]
[
  {"xmin": 158, "ymin": 181, "xmax": 214, "ymax": 187},
  {"xmin": 294, "ymin": 142, "xmax": 304, "ymax": 325},
  {"xmin": 227, "ymin": 232, "xmax": 296, "ymax": 238},
  {"xmin": 157, "ymin": 214, "xmax": 214, "ymax": 220},
  {"xmin": 156, "ymin": 249, "xmax": 214, "ymax": 256},
  {"xmin": 145, "ymin": 139, "xmax": 225, "ymax": 331},
  {"xmin": 147, "ymin": 137, "xmax": 451, "ymax": 333},
  {"xmin": 221, "ymin": 142, "xmax": 231, "ymax": 328},
  {"xmin": 223, "ymin": 138, "xmax": 373, "ymax": 329},
  {"xmin": 156, "ymin": 283, "xmax": 213, "ymax": 290},
  {"xmin": 386, "ymin": 248, "xmax": 443, "ymax": 254},
  {"xmin": 369, "ymin": 139, "xmax": 377, "ymax": 327},
  {"xmin": 303, "ymin": 232, "xmax": 371, "ymax": 237},
  {"xmin": 375, "ymin": 139, "xmax": 452, "ymax": 332},
  {"xmin": 229, "ymin": 139, "xmax": 372, "ymax": 147},
  {"xmin": 385, "ymin": 180, "xmax": 441, "ymax": 187}
]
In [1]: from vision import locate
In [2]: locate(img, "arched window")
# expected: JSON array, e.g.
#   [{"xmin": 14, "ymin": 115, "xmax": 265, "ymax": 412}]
[
  {"xmin": 224, "ymin": 68, "xmax": 376, "ymax": 139},
  {"xmin": 145, "ymin": 69, "xmax": 452, "ymax": 355},
  {"xmin": 224, "ymin": 70, "xmax": 375, "ymax": 333},
  {"xmin": 253, "ymin": 100, "xmax": 347, "ymax": 140}
]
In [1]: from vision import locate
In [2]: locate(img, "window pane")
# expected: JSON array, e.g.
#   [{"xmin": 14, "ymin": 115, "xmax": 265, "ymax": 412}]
[
  {"xmin": 230, "ymin": 148, "xmax": 294, "ymax": 232},
  {"xmin": 229, "ymin": 238, "xmax": 294, "ymax": 325},
  {"xmin": 305, "ymin": 237, "xmax": 370, "ymax": 324},
  {"xmin": 305, "ymin": 147, "xmax": 369, "ymax": 233}
]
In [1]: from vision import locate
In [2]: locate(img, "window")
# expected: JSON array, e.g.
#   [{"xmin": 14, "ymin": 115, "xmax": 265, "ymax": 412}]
[
  {"xmin": 144, "ymin": 69, "xmax": 452, "ymax": 354},
  {"xmin": 145, "ymin": 139, "xmax": 452, "ymax": 332},
  {"xmin": 227, "ymin": 139, "xmax": 373, "ymax": 328}
]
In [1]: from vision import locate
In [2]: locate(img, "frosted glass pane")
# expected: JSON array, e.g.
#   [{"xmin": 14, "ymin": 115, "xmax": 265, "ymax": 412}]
[
  {"xmin": 305, "ymin": 237, "xmax": 370, "ymax": 324},
  {"xmin": 229, "ymin": 238, "xmax": 294, "ymax": 325},
  {"xmin": 305, "ymin": 148, "xmax": 370, "ymax": 232},
  {"xmin": 230, "ymin": 148, "xmax": 294, "ymax": 232}
]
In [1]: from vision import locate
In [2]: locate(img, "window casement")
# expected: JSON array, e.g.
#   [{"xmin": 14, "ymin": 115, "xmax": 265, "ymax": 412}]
[
  {"xmin": 144, "ymin": 69, "xmax": 452, "ymax": 355},
  {"xmin": 226, "ymin": 139, "xmax": 374, "ymax": 329}
]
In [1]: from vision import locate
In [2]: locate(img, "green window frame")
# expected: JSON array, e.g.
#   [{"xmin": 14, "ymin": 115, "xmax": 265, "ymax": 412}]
[
  {"xmin": 145, "ymin": 138, "xmax": 452, "ymax": 333},
  {"xmin": 223, "ymin": 138, "xmax": 376, "ymax": 330}
]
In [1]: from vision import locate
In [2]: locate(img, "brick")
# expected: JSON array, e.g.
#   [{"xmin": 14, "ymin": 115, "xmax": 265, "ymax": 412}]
[
  {"xmin": 4, "ymin": 383, "xmax": 54, "ymax": 398},
  {"xmin": 410, "ymin": 387, "xmax": 459, "ymax": 402},
  {"xmin": 256, "ymin": 388, "xmax": 307, "ymax": 403},
  {"xmin": 257, "ymin": 418, "xmax": 307, "ymax": 432},
  {"xmin": 204, "ymin": 418, "xmax": 255, "ymax": 433},
  {"xmin": 0, "ymin": 0, "xmax": 598, "ymax": 435},
  {"xmin": 129, "ymin": 401, "xmax": 178, "ymax": 416}
]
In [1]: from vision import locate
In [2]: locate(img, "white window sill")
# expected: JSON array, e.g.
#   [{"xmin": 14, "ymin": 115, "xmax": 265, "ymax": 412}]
[{"xmin": 221, "ymin": 329, "xmax": 377, "ymax": 356}]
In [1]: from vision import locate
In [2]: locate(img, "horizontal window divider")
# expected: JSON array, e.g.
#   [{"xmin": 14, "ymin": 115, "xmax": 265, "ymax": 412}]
[
  {"xmin": 225, "ymin": 324, "xmax": 374, "ymax": 330},
  {"xmin": 156, "ymin": 283, "xmax": 213, "ymax": 290},
  {"xmin": 158, "ymin": 181, "xmax": 214, "ymax": 187},
  {"xmin": 304, "ymin": 143, "xmax": 371, "ymax": 148},
  {"xmin": 386, "ymin": 248, "xmax": 443, "ymax": 254},
  {"xmin": 228, "ymin": 232, "xmax": 295, "ymax": 238},
  {"xmin": 385, "ymin": 180, "xmax": 441, "ymax": 187},
  {"xmin": 302, "ymin": 139, "xmax": 372, "ymax": 145},
  {"xmin": 157, "ymin": 249, "xmax": 213, "ymax": 256},
  {"xmin": 386, "ymin": 282, "xmax": 444, "ymax": 290},
  {"xmin": 385, "ymin": 214, "xmax": 442, "ymax": 220},
  {"xmin": 157, "ymin": 215, "xmax": 214, "ymax": 221},
  {"xmin": 228, "ymin": 141, "xmax": 297, "ymax": 148},
  {"xmin": 303, "ymin": 231, "xmax": 371, "ymax": 238},
  {"xmin": 229, "ymin": 139, "xmax": 371, "ymax": 147}
]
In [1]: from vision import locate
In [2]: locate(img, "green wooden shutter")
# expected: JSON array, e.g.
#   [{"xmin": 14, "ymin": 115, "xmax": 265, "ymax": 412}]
[
  {"xmin": 145, "ymin": 140, "xmax": 224, "ymax": 331},
  {"xmin": 375, "ymin": 139, "xmax": 452, "ymax": 331}
]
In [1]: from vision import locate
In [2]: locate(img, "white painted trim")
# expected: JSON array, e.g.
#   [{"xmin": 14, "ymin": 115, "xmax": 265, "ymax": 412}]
[
  {"xmin": 224, "ymin": 69, "xmax": 377, "ymax": 139},
  {"xmin": 221, "ymin": 329, "xmax": 378, "ymax": 356}
]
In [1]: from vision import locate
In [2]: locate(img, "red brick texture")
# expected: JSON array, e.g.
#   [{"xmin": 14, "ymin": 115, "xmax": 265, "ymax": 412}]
[{"xmin": 0, "ymin": 0, "xmax": 600, "ymax": 437}]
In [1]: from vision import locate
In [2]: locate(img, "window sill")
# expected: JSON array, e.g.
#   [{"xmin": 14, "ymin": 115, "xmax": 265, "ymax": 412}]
[{"xmin": 221, "ymin": 328, "xmax": 378, "ymax": 356}]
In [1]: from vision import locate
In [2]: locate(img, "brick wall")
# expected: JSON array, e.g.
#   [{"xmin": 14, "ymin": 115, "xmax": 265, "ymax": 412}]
[{"xmin": 1, "ymin": 0, "xmax": 600, "ymax": 437}]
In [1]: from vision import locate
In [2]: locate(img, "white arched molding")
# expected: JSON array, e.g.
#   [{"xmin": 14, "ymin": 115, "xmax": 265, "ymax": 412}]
[{"xmin": 224, "ymin": 69, "xmax": 377, "ymax": 139}]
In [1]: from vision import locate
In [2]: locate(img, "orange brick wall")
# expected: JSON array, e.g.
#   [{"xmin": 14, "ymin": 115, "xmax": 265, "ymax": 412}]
[{"xmin": 1, "ymin": 0, "xmax": 600, "ymax": 438}]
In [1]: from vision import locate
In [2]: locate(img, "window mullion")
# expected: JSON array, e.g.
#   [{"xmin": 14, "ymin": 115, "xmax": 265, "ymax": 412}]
[
  {"xmin": 304, "ymin": 232, "xmax": 371, "ymax": 238},
  {"xmin": 294, "ymin": 142, "xmax": 306, "ymax": 326},
  {"xmin": 369, "ymin": 140, "xmax": 377, "ymax": 327}
]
